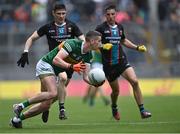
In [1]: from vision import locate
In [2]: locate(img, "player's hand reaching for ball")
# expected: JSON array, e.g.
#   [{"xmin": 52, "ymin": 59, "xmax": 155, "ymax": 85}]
[
  {"xmin": 17, "ymin": 52, "xmax": 29, "ymax": 68},
  {"xmin": 69, "ymin": 61, "xmax": 86, "ymax": 73}
]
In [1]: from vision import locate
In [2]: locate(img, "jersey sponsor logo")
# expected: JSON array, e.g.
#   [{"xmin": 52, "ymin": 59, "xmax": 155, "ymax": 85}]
[
  {"xmin": 49, "ymin": 30, "xmax": 55, "ymax": 33},
  {"xmin": 106, "ymin": 37, "xmax": 121, "ymax": 40},
  {"xmin": 105, "ymin": 36, "xmax": 121, "ymax": 44},
  {"xmin": 112, "ymin": 29, "xmax": 118, "ymax": 35},
  {"xmin": 58, "ymin": 27, "xmax": 65, "ymax": 34},
  {"xmin": 104, "ymin": 30, "xmax": 110, "ymax": 33}
]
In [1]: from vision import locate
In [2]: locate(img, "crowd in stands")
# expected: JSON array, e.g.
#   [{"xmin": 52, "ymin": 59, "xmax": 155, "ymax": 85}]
[
  {"xmin": 0, "ymin": 0, "xmax": 179, "ymax": 25},
  {"xmin": 0, "ymin": 0, "xmax": 179, "ymax": 62}
]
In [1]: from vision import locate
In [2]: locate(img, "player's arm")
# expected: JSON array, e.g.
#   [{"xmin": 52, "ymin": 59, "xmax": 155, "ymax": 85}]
[
  {"xmin": 53, "ymin": 48, "xmax": 86, "ymax": 73},
  {"xmin": 17, "ymin": 31, "xmax": 40, "ymax": 68},
  {"xmin": 53, "ymin": 48, "xmax": 71, "ymax": 69},
  {"xmin": 24, "ymin": 31, "xmax": 40, "ymax": 51},
  {"xmin": 121, "ymin": 38, "xmax": 147, "ymax": 52},
  {"xmin": 82, "ymin": 63, "xmax": 92, "ymax": 85}
]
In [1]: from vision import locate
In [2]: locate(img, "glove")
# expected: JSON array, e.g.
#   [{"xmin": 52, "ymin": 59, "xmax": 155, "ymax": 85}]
[
  {"xmin": 137, "ymin": 45, "xmax": 147, "ymax": 52},
  {"xmin": 93, "ymin": 80, "xmax": 105, "ymax": 87},
  {"xmin": 17, "ymin": 52, "xmax": 29, "ymax": 68},
  {"xmin": 69, "ymin": 61, "xmax": 86, "ymax": 73},
  {"xmin": 102, "ymin": 43, "xmax": 113, "ymax": 50}
]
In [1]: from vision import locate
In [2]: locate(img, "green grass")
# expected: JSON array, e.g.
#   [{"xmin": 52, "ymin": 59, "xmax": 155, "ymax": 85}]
[{"xmin": 0, "ymin": 96, "xmax": 180, "ymax": 133}]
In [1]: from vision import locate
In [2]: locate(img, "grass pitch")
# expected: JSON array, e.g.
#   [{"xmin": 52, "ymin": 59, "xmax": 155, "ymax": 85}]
[{"xmin": 0, "ymin": 96, "xmax": 180, "ymax": 133}]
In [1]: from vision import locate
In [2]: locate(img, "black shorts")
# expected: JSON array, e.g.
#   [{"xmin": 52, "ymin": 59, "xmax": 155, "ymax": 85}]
[
  {"xmin": 65, "ymin": 70, "xmax": 74, "ymax": 79},
  {"xmin": 103, "ymin": 58, "xmax": 131, "ymax": 82}
]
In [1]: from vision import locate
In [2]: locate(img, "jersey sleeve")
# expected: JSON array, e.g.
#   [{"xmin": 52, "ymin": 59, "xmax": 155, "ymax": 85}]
[
  {"xmin": 95, "ymin": 24, "xmax": 102, "ymax": 33},
  {"xmin": 62, "ymin": 41, "xmax": 73, "ymax": 54},
  {"xmin": 120, "ymin": 25, "xmax": 126, "ymax": 40},
  {"xmin": 37, "ymin": 24, "xmax": 48, "ymax": 37}
]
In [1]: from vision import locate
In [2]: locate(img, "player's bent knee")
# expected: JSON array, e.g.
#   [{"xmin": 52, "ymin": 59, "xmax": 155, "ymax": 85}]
[
  {"xmin": 59, "ymin": 77, "xmax": 67, "ymax": 83},
  {"xmin": 59, "ymin": 73, "xmax": 68, "ymax": 83},
  {"xmin": 130, "ymin": 79, "xmax": 139, "ymax": 87},
  {"xmin": 48, "ymin": 90, "xmax": 57, "ymax": 99}
]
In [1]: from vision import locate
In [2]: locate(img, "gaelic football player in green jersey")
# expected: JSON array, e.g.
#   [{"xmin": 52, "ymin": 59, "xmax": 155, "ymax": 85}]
[
  {"xmin": 16, "ymin": 3, "xmax": 85, "ymax": 122},
  {"xmin": 10, "ymin": 30, "xmax": 104, "ymax": 128}
]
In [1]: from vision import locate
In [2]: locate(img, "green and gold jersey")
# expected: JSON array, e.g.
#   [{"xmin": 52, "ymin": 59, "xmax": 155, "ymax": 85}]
[
  {"xmin": 41, "ymin": 39, "xmax": 92, "ymax": 75},
  {"xmin": 91, "ymin": 49, "xmax": 102, "ymax": 63}
]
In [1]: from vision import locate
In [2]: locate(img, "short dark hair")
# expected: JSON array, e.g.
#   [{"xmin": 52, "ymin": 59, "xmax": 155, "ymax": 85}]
[
  {"xmin": 105, "ymin": 5, "xmax": 116, "ymax": 12},
  {"xmin": 85, "ymin": 31, "xmax": 102, "ymax": 41},
  {"xmin": 53, "ymin": 2, "xmax": 66, "ymax": 11}
]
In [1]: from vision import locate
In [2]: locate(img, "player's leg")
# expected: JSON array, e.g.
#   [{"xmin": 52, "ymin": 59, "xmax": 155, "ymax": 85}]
[
  {"xmin": 10, "ymin": 75, "xmax": 57, "ymax": 128},
  {"xmin": 57, "ymin": 72, "xmax": 70, "ymax": 120},
  {"xmin": 98, "ymin": 86, "xmax": 110, "ymax": 105},
  {"xmin": 103, "ymin": 64, "xmax": 120, "ymax": 120},
  {"xmin": 21, "ymin": 100, "xmax": 53, "ymax": 120},
  {"xmin": 41, "ymin": 76, "xmax": 58, "ymax": 123},
  {"xmin": 122, "ymin": 67, "xmax": 151, "ymax": 119},
  {"xmin": 41, "ymin": 96, "xmax": 57, "ymax": 123},
  {"xmin": 10, "ymin": 100, "xmax": 53, "ymax": 128},
  {"xmin": 88, "ymin": 85, "xmax": 98, "ymax": 106},
  {"xmin": 40, "ymin": 79, "xmax": 50, "ymax": 123},
  {"xmin": 13, "ymin": 75, "xmax": 57, "ymax": 117},
  {"xmin": 83, "ymin": 85, "xmax": 92, "ymax": 103},
  {"xmin": 109, "ymin": 79, "xmax": 120, "ymax": 120}
]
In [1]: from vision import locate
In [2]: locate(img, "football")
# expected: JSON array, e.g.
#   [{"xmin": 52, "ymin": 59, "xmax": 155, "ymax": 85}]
[{"xmin": 88, "ymin": 68, "xmax": 105, "ymax": 85}]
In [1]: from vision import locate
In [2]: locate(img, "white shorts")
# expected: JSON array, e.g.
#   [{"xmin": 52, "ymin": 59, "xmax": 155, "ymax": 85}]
[
  {"xmin": 91, "ymin": 62, "xmax": 103, "ymax": 70},
  {"xmin": 36, "ymin": 59, "xmax": 55, "ymax": 77}
]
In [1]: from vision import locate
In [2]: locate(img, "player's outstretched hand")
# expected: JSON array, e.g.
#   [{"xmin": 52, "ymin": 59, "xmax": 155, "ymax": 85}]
[
  {"xmin": 137, "ymin": 45, "xmax": 147, "ymax": 52},
  {"xmin": 17, "ymin": 52, "xmax": 29, "ymax": 68},
  {"xmin": 69, "ymin": 61, "xmax": 86, "ymax": 74}
]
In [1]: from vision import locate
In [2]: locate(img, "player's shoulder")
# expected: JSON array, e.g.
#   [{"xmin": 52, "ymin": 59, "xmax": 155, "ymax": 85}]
[
  {"xmin": 64, "ymin": 39, "xmax": 82, "ymax": 51},
  {"xmin": 96, "ymin": 22, "xmax": 107, "ymax": 29},
  {"xmin": 116, "ymin": 22, "xmax": 124, "ymax": 29},
  {"xmin": 65, "ymin": 38, "xmax": 82, "ymax": 45},
  {"xmin": 40, "ymin": 21, "xmax": 55, "ymax": 28},
  {"xmin": 65, "ymin": 19, "xmax": 78, "ymax": 26}
]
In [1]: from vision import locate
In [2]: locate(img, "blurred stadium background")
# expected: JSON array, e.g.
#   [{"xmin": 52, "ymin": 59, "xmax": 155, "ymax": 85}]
[
  {"xmin": 0, "ymin": 0, "xmax": 179, "ymax": 80},
  {"xmin": 0, "ymin": 0, "xmax": 180, "ymax": 133},
  {"xmin": 0, "ymin": 0, "xmax": 180, "ymax": 99}
]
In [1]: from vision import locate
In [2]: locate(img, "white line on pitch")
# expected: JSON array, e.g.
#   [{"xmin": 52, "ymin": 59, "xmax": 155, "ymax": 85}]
[{"xmin": 53, "ymin": 121, "xmax": 180, "ymax": 126}]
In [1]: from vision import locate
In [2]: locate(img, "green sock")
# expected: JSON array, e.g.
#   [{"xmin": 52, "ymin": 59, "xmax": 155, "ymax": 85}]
[
  {"xmin": 22, "ymin": 100, "xmax": 30, "ymax": 108},
  {"xmin": 20, "ymin": 113, "xmax": 25, "ymax": 120}
]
